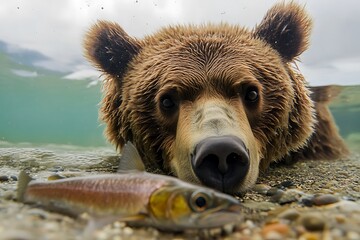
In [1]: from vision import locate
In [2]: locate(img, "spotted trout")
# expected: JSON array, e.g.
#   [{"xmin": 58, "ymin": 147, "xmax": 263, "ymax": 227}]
[{"xmin": 17, "ymin": 143, "xmax": 244, "ymax": 231}]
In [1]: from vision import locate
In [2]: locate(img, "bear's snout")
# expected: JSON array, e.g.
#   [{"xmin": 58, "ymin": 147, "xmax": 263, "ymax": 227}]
[{"xmin": 191, "ymin": 135, "xmax": 249, "ymax": 193}]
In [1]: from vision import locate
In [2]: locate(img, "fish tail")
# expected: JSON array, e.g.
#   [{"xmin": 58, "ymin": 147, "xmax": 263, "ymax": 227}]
[{"xmin": 17, "ymin": 170, "xmax": 33, "ymax": 202}]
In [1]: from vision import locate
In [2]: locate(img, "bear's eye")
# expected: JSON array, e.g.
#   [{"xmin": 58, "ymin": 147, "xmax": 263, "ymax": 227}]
[
  {"xmin": 162, "ymin": 97, "xmax": 175, "ymax": 109},
  {"xmin": 160, "ymin": 95, "xmax": 177, "ymax": 111},
  {"xmin": 244, "ymin": 87, "xmax": 259, "ymax": 102}
]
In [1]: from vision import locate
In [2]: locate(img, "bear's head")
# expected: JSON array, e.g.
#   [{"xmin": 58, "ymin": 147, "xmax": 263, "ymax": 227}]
[{"xmin": 84, "ymin": 2, "xmax": 315, "ymax": 194}]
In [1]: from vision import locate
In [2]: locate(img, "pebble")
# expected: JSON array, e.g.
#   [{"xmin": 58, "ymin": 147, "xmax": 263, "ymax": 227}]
[
  {"xmin": 261, "ymin": 222, "xmax": 290, "ymax": 239},
  {"xmin": 0, "ymin": 230, "xmax": 34, "ymax": 240},
  {"xmin": 47, "ymin": 173, "xmax": 66, "ymax": 181},
  {"xmin": 243, "ymin": 201, "xmax": 277, "ymax": 211},
  {"xmin": 347, "ymin": 231, "xmax": 360, "ymax": 240},
  {"xmin": 298, "ymin": 232, "xmax": 320, "ymax": 240},
  {"xmin": 221, "ymin": 224, "xmax": 235, "ymax": 235},
  {"xmin": 48, "ymin": 166, "xmax": 64, "ymax": 172},
  {"xmin": 328, "ymin": 200, "xmax": 360, "ymax": 213},
  {"xmin": 279, "ymin": 180, "xmax": 295, "ymax": 188},
  {"xmin": 0, "ymin": 175, "xmax": 9, "ymax": 182},
  {"xmin": 266, "ymin": 187, "xmax": 280, "ymax": 196},
  {"xmin": 0, "ymin": 175, "xmax": 18, "ymax": 182},
  {"xmin": 252, "ymin": 184, "xmax": 271, "ymax": 194},
  {"xmin": 123, "ymin": 226, "xmax": 134, "ymax": 235},
  {"xmin": 2, "ymin": 190, "xmax": 15, "ymax": 200},
  {"xmin": 312, "ymin": 194, "xmax": 339, "ymax": 206},
  {"xmin": 264, "ymin": 231, "xmax": 283, "ymax": 240},
  {"xmin": 300, "ymin": 213, "xmax": 326, "ymax": 231},
  {"xmin": 278, "ymin": 208, "xmax": 300, "ymax": 221},
  {"xmin": 300, "ymin": 195, "xmax": 315, "ymax": 207},
  {"xmin": 271, "ymin": 189, "xmax": 304, "ymax": 204},
  {"xmin": 334, "ymin": 214, "xmax": 346, "ymax": 224},
  {"xmin": 28, "ymin": 208, "xmax": 50, "ymax": 220}
]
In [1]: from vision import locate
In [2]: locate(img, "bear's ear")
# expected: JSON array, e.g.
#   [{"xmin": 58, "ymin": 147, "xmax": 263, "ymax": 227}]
[
  {"xmin": 84, "ymin": 21, "xmax": 141, "ymax": 77},
  {"xmin": 253, "ymin": 2, "xmax": 312, "ymax": 62}
]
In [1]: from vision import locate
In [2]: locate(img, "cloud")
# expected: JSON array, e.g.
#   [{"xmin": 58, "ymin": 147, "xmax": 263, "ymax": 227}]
[
  {"xmin": 0, "ymin": 0, "xmax": 359, "ymax": 86},
  {"xmin": 301, "ymin": 0, "xmax": 360, "ymax": 65},
  {"xmin": 11, "ymin": 69, "xmax": 38, "ymax": 78}
]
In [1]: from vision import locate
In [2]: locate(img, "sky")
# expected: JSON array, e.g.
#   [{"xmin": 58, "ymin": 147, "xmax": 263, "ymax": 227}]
[{"xmin": 0, "ymin": 0, "xmax": 359, "ymax": 86}]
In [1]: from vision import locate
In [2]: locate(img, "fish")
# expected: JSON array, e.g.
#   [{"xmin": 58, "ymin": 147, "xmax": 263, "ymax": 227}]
[{"xmin": 17, "ymin": 142, "xmax": 245, "ymax": 232}]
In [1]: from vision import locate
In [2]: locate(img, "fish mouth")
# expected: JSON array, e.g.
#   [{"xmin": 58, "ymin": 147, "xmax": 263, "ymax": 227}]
[
  {"xmin": 196, "ymin": 211, "xmax": 243, "ymax": 228},
  {"xmin": 193, "ymin": 203, "xmax": 244, "ymax": 228}
]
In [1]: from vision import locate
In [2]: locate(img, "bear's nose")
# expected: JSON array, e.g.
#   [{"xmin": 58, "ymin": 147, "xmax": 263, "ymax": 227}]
[{"xmin": 191, "ymin": 135, "xmax": 249, "ymax": 193}]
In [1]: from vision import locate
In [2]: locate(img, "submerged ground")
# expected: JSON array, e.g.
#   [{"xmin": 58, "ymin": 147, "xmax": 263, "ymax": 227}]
[{"xmin": 0, "ymin": 140, "xmax": 359, "ymax": 240}]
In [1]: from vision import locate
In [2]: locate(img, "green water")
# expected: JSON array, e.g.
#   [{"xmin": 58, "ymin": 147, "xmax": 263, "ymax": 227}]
[
  {"xmin": 0, "ymin": 50, "xmax": 359, "ymax": 152},
  {"xmin": 330, "ymin": 86, "xmax": 360, "ymax": 152},
  {"xmin": 0, "ymin": 51, "xmax": 107, "ymax": 147}
]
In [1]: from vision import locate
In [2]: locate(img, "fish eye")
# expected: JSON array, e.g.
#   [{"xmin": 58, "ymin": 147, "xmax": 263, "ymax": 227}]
[{"xmin": 190, "ymin": 191, "xmax": 212, "ymax": 212}]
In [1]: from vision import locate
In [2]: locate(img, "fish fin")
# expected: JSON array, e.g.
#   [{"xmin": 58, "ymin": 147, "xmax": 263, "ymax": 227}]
[
  {"xmin": 118, "ymin": 141, "xmax": 145, "ymax": 172},
  {"xmin": 17, "ymin": 170, "xmax": 33, "ymax": 202}
]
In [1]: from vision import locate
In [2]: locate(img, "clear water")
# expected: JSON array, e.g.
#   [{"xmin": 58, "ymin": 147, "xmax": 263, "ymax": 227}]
[{"xmin": 0, "ymin": 49, "xmax": 359, "ymax": 153}]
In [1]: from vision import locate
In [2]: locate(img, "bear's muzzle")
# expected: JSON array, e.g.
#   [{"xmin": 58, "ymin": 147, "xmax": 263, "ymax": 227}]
[{"xmin": 191, "ymin": 135, "xmax": 249, "ymax": 193}]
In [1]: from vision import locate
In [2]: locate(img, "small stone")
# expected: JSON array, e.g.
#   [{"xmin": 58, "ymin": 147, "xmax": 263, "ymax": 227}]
[
  {"xmin": 0, "ymin": 175, "xmax": 9, "ymax": 182},
  {"xmin": 208, "ymin": 227, "xmax": 222, "ymax": 237},
  {"xmin": 28, "ymin": 208, "xmax": 50, "ymax": 219},
  {"xmin": 280, "ymin": 180, "xmax": 295, "ymax": 188},
  {"xmin": 312, "ymin": 194, "xmax": 339, "ymax": 206},
  {"xmin": 264, "ymin": 231, "xmax": 283, "ymax": 240},
  {"xmin": 2, "ymin": 190, "xmax": 15, "ymax": 200},
  {"xmin": 300, "ymin": 195, "xmax": 315, "ymax": 207},
  {"xmin": 299, "ymin": 232, "xmax": 320, "ymax": 240},
  {"xmin": 318, "ymin": 189, "xmax": 333, "ymax": 194},
  {"xmin": 347, "ymin": 231, "xmax": 360, "ymax": 240},
  {"xmin": 273, "ymin": 189, "xmax": 304, "ymax": 205},
  {"xmin": 342, "ymin": 196, "xmax": 356, "ymax": 202},
  {"xmin": 47, "ymin": 173, "xmax": 66, "ymax": 181},
  {"xmin": 278, "ymin": 208, "xmax": 300, "ymax": 221},
  {"xmin": 270, "ymin": 189, "xmax": 284, "ymax": 202},
  {"xmin": 0, "ymin": 230, "xmax": 33, "ymax": 240},
  {"xmin": 261, "ymin": 223, "xmax": 290, "ymax": 238},
  {"xmin": 122, "ymin": 226, "xmax": 133, "ymax": 235},
  {"xmin": 221, "ymin": 224, "xmax": 235, "ymax": 236},
  {"xmin": 324, "ymin": 180, "xmax": 338, "ymax": 188},
  {"xmin": 48, "ymin": 166, "xmax": 64, "ymax": 172},
  {"xmin": 267, "ymin": 187, "xmax": 280, "ymax": 196},
  {"xmin": 252, "ymin": 184, "xmax": 271, "ymax": 195},
  {"xmin": 113, "ymin": 221, "xmax": 126, "ymax": 228},
  {"xmin": 300, "ymin": 213, "xmax": 326, "ymax": 231},
  {"xmin": 329, "ymin": 200, "xmax": 360, "ymax": 213},
  {"xmin": 10, "ymin": 175, "xmax": 18, "ymax": 181},
  {"xmin": 243, "ymin": 201, "xmax": 277, "ymax": 211},
  {"xmin": 330, "ymin": 229, "xmax": 343, "ymax": 238},
  {"xmin": 334, "ymin": 214, "xmax": 346, "ymax": 223}
]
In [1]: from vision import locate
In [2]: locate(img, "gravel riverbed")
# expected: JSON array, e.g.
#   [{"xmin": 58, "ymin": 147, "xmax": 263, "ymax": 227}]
[{"xmin": 0, "ymin": 145, "xmax": 359, "ymax": 240}]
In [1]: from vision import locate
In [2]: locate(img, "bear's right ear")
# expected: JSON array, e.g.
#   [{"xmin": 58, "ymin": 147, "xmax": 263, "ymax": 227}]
[{"xmin": 83, "ymin": 21, "xmax": 141, "ymax": 77}]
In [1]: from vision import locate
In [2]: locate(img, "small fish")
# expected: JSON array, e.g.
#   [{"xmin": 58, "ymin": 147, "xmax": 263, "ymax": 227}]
[{"xmin": 17, "ymin": 142, "xmax": 244, "ymax": 232}]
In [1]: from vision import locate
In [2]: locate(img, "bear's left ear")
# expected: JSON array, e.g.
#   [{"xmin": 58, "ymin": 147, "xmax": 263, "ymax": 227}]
[
  {"xmin": 84, "ymin": 21, "xmax": 141, "ymax": 78},
  {"xmin": 253, "ymin": 2, "xmax": 312, "ymax": 62}
]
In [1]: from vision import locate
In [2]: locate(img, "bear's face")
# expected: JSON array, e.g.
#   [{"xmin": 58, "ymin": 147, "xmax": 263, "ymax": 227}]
[{"xmin": 84, "ymin": 2, "xmax": 315, "ymax": 194}]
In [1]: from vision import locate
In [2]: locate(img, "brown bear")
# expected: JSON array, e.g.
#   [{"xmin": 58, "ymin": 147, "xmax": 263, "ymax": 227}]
[{"xmin": 84, "ymin": 2, "xmax": 348, "ymax": 194}]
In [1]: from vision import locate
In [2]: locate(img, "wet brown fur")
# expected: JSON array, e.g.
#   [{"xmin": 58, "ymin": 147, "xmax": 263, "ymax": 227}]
[{"xmin": 84, "ymin": 2, "xmax": 349, "ymax": 193}]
